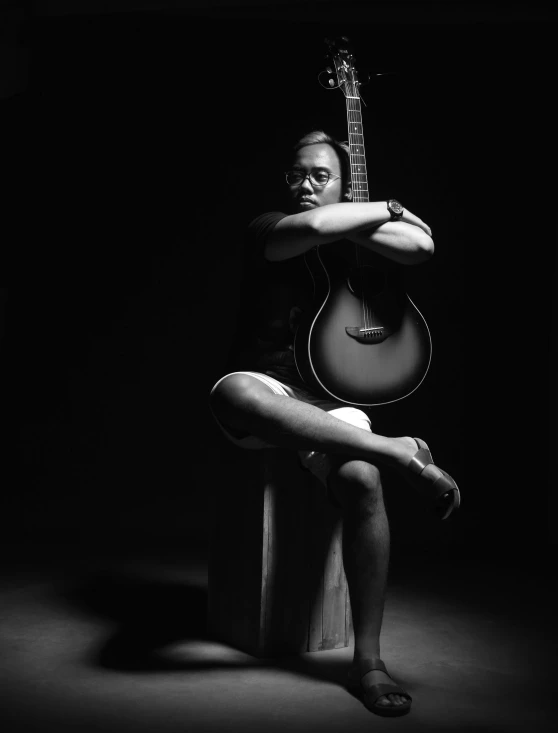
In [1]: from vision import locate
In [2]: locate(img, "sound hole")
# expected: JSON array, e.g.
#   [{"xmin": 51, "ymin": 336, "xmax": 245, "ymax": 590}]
[{"xmin": 347, "ymin": 267, "xmax": 386, "ymax": 298}]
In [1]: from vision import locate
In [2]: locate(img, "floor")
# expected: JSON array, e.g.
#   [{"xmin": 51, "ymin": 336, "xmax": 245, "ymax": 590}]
[{"xmin": 0, "ymin": 539, "xmax": 555, "ymax": 733}]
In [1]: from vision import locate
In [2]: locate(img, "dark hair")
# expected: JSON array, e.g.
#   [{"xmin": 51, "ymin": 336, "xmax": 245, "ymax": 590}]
[{"xmin": 292, "ymin": 130, "xmax": 351, "ymax": 199}]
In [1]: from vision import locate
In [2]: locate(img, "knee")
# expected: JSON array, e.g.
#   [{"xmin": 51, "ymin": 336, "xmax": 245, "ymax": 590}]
[
  {"xmin": 328, "ymin": 460, "xmax": 383, "ymax": 510},
  {"xmin": 209, "ymin": 373, "xmax": 268, "ymax": 419}
]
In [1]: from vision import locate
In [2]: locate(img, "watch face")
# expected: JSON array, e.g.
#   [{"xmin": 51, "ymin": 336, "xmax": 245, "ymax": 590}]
[{"xmin": 389, "ymin": 199, "xmax": 404, "ymax": 214}]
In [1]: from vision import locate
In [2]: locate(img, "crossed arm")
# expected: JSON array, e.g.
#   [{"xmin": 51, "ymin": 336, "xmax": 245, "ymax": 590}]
[{"xmin": 264, "ymin": 201, "xmax": 434, "ymax": 265}]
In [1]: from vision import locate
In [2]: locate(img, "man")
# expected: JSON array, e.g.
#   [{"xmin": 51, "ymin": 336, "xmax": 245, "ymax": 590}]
[{"xmin": 209, "ymin": 130, "xmax": 460, "ymax": 716}]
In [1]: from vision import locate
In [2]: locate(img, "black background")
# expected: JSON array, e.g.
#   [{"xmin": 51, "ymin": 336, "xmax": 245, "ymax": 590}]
[{"xmin": 1, "ymin": 1, "xmax": 556, "ymax": 556}]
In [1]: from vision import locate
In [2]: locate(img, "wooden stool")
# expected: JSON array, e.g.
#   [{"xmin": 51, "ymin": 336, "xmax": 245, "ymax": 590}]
[{"xmin": 207, "ymin": 446, "xmax": 352, "ymax": 657}]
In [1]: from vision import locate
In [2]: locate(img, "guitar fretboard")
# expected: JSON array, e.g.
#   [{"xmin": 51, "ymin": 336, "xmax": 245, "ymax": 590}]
[{"xmin": 346, "ymin": 96, "xmax": 368, "ymax": 203}]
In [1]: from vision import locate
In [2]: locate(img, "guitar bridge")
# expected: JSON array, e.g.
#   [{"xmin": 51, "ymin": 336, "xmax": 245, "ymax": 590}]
[{"xmin": 345, "ymin": 326, "xmax": 392, "ymax": 344}]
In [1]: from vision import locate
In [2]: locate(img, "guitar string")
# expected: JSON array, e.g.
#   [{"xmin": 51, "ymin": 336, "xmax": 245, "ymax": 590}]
[
  {"xmin": 357, "ymin": 95, "xmax": 373, "ymax": 333},
  {"xmin": 346, "ymin": 94, "xmax": 364, "ymax": 330},
  {"xmin": 347, "ymin": 91, "xmax": 371, "ymax": 332},
  {"xmin": 338, "ymin": 65, "xmax": 367, "ymax": 333},
  {"xmin": 352, "ymin": 96, "xmax": 371, "ymax": 333}
]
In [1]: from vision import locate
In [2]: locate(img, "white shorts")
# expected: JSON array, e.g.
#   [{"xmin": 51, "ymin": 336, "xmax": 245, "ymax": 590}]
[{"xmin": 209, "ymin": 371, "xmax": 372, "ymax": 493}]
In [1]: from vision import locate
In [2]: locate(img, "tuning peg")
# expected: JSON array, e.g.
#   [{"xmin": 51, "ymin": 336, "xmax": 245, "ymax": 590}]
[{"xmin": 318, "ymin": 69, "xmax": 339, "ymax": 89}]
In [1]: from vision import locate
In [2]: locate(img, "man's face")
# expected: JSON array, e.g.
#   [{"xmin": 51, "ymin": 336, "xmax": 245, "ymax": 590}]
[{"xmin": 288, "ymin": 143, "xmax": 344, "ymax": 213}]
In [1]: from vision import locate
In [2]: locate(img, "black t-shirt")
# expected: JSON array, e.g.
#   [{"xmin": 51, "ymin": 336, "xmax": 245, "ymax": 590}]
[{"xmin": 226, "ymin": 211, "xmax": 310, "ymax": 385}]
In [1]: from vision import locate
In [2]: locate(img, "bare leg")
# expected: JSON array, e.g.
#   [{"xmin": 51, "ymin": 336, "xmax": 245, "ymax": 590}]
[
  {"xmin": 210, "ymin": 373, "xmax": 417, "ymax": 469},
  {"xmin": 328, "ymin": 459, "xmax": 408, "ymax": 710},
  {"xmin": 211, "ymin": 374, "xmax": 444, "ymax": 712}
]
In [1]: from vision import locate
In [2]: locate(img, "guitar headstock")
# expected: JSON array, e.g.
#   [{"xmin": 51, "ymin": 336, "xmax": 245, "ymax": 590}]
[{"xmin": 322, "ymin": 36, "xmax": 361, "ymax": 99}]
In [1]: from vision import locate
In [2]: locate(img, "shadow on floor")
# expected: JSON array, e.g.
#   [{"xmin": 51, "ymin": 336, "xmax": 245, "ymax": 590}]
[
  {"xmin": 60, "ymin": 570, "xmax": 214, "ymax": 671},
  {"xmin": 57, "ymin": 567, "xmax": 356, "ymax": 692}
]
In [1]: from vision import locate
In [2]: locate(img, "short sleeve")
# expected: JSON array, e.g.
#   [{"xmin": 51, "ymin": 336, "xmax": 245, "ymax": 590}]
[{"xmin": 247, "ymin": 211, "xmax": 288, "ymax": 254}]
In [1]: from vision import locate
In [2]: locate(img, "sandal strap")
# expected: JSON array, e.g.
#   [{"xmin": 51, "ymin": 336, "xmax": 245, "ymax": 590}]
[
  {"xmin": 432, "ymin": 471, "xmax": 458, "ymax": 498},
  {"xmin": 350, "ymin": 657, "xmax": 387, "ymax": 680},
  {"xmin": 407, "ymin": 447, "xmax": 433, "ymax": 475}
]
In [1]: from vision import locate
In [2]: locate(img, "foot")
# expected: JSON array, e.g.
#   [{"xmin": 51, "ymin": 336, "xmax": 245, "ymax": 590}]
[
  {"xmin": 348, "ymin": 658, "xmax": 411, "ymax": 715},
  {"xmin": 350, "ymin": 666, "xmax": 408, "ymax": 709},
  {"xmin": 391, "ymin": 437, "xmax": 460, "ymax": 519},
  {"xmin": 392, "ymin": 436, "xmax": 435, "ymax": 474}
]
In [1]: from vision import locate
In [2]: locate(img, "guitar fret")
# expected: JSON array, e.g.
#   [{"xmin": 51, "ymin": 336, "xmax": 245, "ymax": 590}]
[{"xmin": 346, "ymin": 94, "xmax": 368, "ymax": 200}]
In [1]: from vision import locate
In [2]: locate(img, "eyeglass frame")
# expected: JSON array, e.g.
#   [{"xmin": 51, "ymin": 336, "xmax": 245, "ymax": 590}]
[{"xmin": 284, "ymin": 170, "xmax": 342, "ymax": 188}]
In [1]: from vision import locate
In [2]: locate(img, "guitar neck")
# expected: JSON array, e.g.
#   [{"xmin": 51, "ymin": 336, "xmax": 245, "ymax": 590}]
[{"xmin": 346, "ymin": 95, "xmax": 369, "ymax": 203}]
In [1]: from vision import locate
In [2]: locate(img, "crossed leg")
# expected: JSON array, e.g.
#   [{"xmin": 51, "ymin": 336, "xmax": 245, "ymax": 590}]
[
  {"xmin": 210, "ymin": 373, "xmax": 416, "ymax": 711},
  {"xmin": 209, "ymin": 373, "xmax": 418, "ymax": 467}
]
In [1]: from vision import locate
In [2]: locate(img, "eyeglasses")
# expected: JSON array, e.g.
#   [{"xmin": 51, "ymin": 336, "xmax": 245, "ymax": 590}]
[{"xmin": 284, "ymin": 170, "xmax": 341, "ymax": 187}]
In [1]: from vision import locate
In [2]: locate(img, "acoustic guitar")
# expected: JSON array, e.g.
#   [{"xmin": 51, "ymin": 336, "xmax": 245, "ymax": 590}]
[{"xmin": 294, "ymin": 37, "xmax": 432, "ymax": 406}]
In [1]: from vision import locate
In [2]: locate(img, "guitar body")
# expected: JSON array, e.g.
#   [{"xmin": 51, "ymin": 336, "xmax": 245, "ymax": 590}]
[{"xmin": 294, "ymin": 245, "xmax": 432, "ymax": 406}]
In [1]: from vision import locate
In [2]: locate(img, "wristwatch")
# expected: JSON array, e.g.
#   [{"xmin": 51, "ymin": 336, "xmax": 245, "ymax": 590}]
[{"xmin": 387, "ymin": 199, "xmax": 404, "ymax": 221}]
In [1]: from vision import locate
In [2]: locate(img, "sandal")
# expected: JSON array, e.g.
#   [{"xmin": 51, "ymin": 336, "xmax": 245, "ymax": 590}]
[
  {"xmin": 347, "ymin": 658, "xmax": 412, "ymax": 717},
  {"xmin": 405, "ymin": 438, "xmax": 461, "ymax": 520}
]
